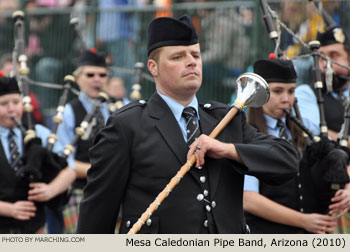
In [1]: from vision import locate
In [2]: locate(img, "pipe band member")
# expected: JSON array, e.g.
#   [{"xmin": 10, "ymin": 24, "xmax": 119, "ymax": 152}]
[
  {"xmin": 295, "ymin": 27, "xmax": 350, "ymax": 233},
  {"xmin": 77, "ymin": 15, "xmax": 298, "ymax": 234},
  {"xmin": 56, "ymin": 48, "xmax": 110, "ymax": 233},
  {"xmin": 296, "ymin": 26, "xmax": 350, "ymax": 141},
  {"xmin": 0, "ymin": 75, "xmax": 75, "ymax": 234},
  {"xmin": 243, "ymin": 58, "xmax": 344, "ymax": 234}
]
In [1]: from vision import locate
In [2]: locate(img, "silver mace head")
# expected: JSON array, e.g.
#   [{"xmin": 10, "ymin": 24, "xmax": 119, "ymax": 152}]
[{"xmin": 233, "ymin": 72, "xmax": 270, "ymax": 110}]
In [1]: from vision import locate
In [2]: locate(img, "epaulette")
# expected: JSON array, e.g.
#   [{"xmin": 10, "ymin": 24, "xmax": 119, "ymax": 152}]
[
  {"xmin": 200, "ymin": 101, "xmax": 229, "ymax": 111},
  {"xmin": 112, "ymin": 99, "xmax": 148, "ymax": 116}
]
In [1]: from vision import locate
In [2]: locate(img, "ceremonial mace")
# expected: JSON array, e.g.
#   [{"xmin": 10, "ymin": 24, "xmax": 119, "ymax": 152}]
[{"xmin": 128, "ymin": 72, "xmax": 270, "ymax": 234}]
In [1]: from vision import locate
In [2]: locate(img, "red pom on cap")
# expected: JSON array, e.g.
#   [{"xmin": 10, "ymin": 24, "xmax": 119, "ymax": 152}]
[
  {"xmin": 269, "ymin": 53, "xmax": 276, "ymax": 59},
  {"xmin": 0, "ymin": 71, "xmax": 3, "ymax": 77},
  {"xmin": 90, "ymin": 48, "xmax": 97, "ymax": 53}
]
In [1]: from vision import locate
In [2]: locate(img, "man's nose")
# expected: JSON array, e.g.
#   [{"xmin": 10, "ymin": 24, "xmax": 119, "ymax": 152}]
[{"xmin": 187, "ymin": 55, "xmax": 197, "ymax": 67}]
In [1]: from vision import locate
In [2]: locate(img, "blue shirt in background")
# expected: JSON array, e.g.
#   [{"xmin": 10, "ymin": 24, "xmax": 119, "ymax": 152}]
[
  {"xmin": 295, "ymin": 83, "xmax": 349, "ymax": 136},
  {"xmin": 56, "ymin": 92, "xmax": 110, "ymax": 166}
]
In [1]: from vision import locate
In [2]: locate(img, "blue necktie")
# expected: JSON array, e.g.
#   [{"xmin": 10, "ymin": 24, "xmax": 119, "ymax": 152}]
[
  {"xmin": 277, "ymin": 119, "xmax": 289, "ymax": 141},
  {"xmin": 182, "ymin": 107, "xmax": 200, "ymax": 146},
  {"xmin": 8, "ymin": 130, "xmax": 22, "ymax": 171}
]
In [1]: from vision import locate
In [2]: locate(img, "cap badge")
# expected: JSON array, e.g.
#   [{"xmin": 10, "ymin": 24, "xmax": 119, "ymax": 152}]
[{"xmin": 333, "ymin": 28, "xmax": 345, "ymax": 43}]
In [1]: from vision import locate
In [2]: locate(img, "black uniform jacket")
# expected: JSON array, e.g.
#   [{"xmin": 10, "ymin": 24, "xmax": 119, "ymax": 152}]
[
  {"xmin": 0, "ymin": 140, "xmax": 45, "ymax": 233},
  {"xmin": 77, "ymin": 93, "xmax": 298, "ymax": 234}
]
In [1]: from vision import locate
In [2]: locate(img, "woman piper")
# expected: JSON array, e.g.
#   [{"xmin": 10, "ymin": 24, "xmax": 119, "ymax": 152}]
[{"xmin": 243, "ymin": 58, "xmax": 348, "ymax": 234}]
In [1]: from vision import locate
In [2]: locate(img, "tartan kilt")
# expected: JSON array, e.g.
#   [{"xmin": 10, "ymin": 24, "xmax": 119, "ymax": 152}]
[
  {"xmin": 336, "ymin": 212, "xmax": 350, "ymax": 234},
  {"xmin": 63, "ymin": 189, "xmax": 122, "ymax": 234},
  {"xmin": 63, "ymin": 189, "xmax": 83, "ymax": 234}
]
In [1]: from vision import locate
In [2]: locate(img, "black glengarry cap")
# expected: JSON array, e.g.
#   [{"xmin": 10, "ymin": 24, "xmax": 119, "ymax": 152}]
[
  {"xmin": 253, "ymin": 59, "xmax": 297, "ymax": 83},
  {"xmin": 77, "ymin": 48, "xmax": 107, "ymax": 68},
  {"xmin": 147, "ymin": 15, "xmax": 198, "ymax": 56},
  {"xmin": 0, "ymin": 76, "xmax": 20, "ymax": 96},
  {"xmin": 316, "ymin": 26, "xmax": 349, "ymax": 47}
]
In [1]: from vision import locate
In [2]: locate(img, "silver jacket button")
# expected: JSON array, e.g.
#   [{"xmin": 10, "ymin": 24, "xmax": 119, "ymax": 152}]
[
  {"xmin": 146, "ymin": 219, "xmax": 152, "ymax": 226},
  {"xmin": 204, "ymin": 103, "xmax": 212, "ymax": 108},
  {"xmin": 126, "ymin": 220, "xmax": 131, "ymax": 228},
  {"xmin": 197, "ymin": 194, "xmax": 204, "ymax": 201},
  {"xmin": 200, "ymin": 176, "xmax": 206, "ymax": 183},
  {"xmin": 211, "ymin": 201, "xmax": 216, "ymax": 208},
  {"xmin": 203, "ymin": 220, "xmax": 208, "ymax": 227},
  {"xmin": 203, "ymin": 190, "xmax": 209, "ymax": 197},
  {"xmin": 206, "ymin": 205, "xmax": 211, "ymax": 212}
]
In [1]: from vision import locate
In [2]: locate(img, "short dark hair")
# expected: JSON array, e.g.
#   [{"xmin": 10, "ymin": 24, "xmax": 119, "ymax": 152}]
[{"xmin": 148, "ymin": 47, "xmax": 162, "ymax": 63}]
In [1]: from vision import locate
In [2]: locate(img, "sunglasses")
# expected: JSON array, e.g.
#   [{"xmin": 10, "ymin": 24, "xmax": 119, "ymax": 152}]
[{"xmin": 85, "ymin": 73, "xmax": 107, "ymax": 78}]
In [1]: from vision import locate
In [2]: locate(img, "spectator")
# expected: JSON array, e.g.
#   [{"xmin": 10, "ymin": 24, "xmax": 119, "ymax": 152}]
[
  {"xmin": 198, "ymin": 5, "xmax": 250, "ymax": 103},
  {"xmin": 105, "ymin": 76, "xmax": 130, "ymax": 106},
  {"xmin": 97, "ymin": 0, "xmax": 143, "ymax": 93},
  {"xmin": 26, "ymin": 0, "xmax": 77, "ymax": 111}
]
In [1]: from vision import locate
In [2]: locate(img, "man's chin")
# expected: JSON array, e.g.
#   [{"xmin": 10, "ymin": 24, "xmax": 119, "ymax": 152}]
[
  {"xmin": 186, "ymin": 81, "xmax": 201, "ymax": 90},
  {"xmin": 4, "ymin": 122, "xmax": 16, "ymax": 129},
  {"xmin": 87, "ymin": 92, "xmax": 100, "ymax": 99}
]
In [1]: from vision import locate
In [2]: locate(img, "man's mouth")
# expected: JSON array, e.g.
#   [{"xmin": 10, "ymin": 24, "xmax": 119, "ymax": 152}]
[{"xmin": 183, "ymin": 72, "xmax": 198, "ymax": 77}]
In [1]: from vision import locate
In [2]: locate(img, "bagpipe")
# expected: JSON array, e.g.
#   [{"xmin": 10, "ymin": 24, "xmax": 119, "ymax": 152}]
[
  {"xmin": 257, "ymin": 0, "xmax": 350, "ymax": 214},
  {"xmin": 61, "ymin": 90, "xmax": 109, "ymax": 159},
  {"xmin": 285, "ymin": 104, "xmax": 349, "ymax": 214},
  {"xmin": 11, "ymin": 11, "xmax": 72, "ymax": 210},
  {"xmin": 46, "ymin": 75, "xmax": 75, "ymax": 152}
]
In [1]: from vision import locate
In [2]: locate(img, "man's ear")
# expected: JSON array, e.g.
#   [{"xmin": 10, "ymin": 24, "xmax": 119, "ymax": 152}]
[{"xmin": 147, "ymin": 59, "xmax": 158, "ymax": 77}]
